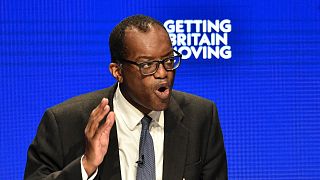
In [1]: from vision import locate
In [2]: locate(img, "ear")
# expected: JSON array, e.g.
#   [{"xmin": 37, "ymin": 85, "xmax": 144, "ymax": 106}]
[{"xmin": 109, "ymin": 63, "xmax": 123, "ymax": 83}]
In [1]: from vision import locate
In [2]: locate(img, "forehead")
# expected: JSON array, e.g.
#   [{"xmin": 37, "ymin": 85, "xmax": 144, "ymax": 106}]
[{"xmin": 124, "ymin": 25, "xmax": 172, "ymax": 59}]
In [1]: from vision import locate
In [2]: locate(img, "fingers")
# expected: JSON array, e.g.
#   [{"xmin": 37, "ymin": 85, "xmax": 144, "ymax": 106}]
[
  {"xmin": 89, "ymin": 103, "xmax": 110, "ymax": 137},
  {"xmin": 93, "ymin": 111, "xmax": 115, "ymax": 140},
  {"xmin": 83, "ymin": 98, "xmax": 115, "ymax": 170},
  {"xmin": 85, "ymin": 98, "xmax": 111, "ymax": 139},
  {"xmin": 92, "ymin": 98, "xmax": 109, "ymax": 117}
]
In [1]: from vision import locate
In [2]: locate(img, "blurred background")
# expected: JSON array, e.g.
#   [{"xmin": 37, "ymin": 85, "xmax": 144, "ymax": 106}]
[{"xmin": 1, "ymin": 0, "xmax": 319, "ymax": 179}]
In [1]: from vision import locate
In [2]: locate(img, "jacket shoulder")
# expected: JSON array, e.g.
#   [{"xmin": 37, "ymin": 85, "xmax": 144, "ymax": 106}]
[
  {"xmin": 171, "ymin": 90, "xmax": 218, "ymax": 122},
  {"xmin": 48, "ymin": 86, "xmax": 114, "ymax": 116},
  {"xmin": 172, "ymin": 90, "xmax": 216, "ymax": 108}
]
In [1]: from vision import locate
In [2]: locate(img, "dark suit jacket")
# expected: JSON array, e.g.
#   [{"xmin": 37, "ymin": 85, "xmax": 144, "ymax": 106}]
[{"xmin": 25, "ymin": 85, "xmax": 227, "ymax": 180}]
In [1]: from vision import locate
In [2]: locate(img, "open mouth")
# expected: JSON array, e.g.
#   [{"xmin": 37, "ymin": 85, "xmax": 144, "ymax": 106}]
[
  {"xmin": 158, "ymin": 86, "xmax": 167, "ymax": 92},
  {"xmin": 155, "ymin": 84, "xmax": 170, "ymax": 100}
]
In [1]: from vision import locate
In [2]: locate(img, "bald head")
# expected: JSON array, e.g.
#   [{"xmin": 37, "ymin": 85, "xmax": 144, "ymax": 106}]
[{"xmin": 109, "ymin": 15, "xmax": 169, "ymax": 63}]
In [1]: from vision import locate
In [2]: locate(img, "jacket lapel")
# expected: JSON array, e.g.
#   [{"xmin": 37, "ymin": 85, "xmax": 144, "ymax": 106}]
[
  {"xmin": 163, "ymin": 96, "xmax": 189, "ymax": 180},
  {"xmin": 98, "ymin": 125, "xmax": 121, "ymax": 180},
  {"xmin": 98, "ymin": 84, "xmax": 122, "ymax": 180}
]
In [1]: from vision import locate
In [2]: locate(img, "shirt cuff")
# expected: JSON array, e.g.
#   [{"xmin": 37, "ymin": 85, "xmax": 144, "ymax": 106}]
[{"xmin": 80, "ymin": 155, "xmax": 98, "ymax": 180}]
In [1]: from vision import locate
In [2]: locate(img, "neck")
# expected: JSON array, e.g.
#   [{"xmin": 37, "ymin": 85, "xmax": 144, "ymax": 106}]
[{"xmin": 119, "ymin": 84, "xmax": 151, "ymax": 115}]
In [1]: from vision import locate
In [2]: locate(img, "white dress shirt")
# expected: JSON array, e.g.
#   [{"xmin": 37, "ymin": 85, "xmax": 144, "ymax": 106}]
[{"xmin": 81, "ymin": 85, "xmax": 164, "ymax": 180}]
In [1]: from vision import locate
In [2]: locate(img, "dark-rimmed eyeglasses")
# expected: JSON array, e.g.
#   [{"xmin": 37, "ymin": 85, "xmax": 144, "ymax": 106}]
[{"xmin": 120, "ymin": 50, "xmax": 182, "ymax": 76}]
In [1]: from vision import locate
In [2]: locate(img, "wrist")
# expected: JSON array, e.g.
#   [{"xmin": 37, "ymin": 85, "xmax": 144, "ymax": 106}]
[{"xmin": 82, "ymin": 155, "xmax": 98, "ymax": 177}]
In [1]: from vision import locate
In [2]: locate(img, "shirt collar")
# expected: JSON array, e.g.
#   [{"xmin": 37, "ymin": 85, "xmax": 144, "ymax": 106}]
[{"xmin": 113, "ymin": 83, "xmax": 163, "ymax": 130}]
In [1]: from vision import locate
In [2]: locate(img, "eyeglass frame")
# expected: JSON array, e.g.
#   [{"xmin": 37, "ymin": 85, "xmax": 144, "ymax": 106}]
[{"xmin": 118, "ymin": 49, "xmax": 182, "ymax": 76}]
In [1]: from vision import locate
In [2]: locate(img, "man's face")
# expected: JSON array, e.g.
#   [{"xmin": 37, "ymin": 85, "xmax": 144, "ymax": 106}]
[{"xmin": 119, "ymin": 25, "xmax": 175, "ymax": 114}]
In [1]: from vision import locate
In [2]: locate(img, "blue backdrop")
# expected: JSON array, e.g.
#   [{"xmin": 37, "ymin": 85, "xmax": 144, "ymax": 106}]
[{"xmin": 1, "ymin": 0, "xmax": 320, "ymax": 179}]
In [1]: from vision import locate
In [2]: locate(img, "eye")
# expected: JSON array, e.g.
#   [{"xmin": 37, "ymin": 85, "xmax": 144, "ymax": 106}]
[
  {"xmin": 141, "ymin": 62, "xmax": 154, "ymax": 69},
  {"xmin": 164, "ymin": 57, "xmax": 175, "ymax": 65}
]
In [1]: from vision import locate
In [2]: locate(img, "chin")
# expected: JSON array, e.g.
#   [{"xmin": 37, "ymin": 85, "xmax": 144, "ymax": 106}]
[{"xmin": 153, "ymin": 102, "xmax": 170, "ymax": 111}]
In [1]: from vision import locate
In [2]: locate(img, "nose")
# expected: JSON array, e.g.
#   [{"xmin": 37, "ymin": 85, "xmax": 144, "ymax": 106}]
[{"xmin": 154, "ymin": 63, "xmax": 168, "ymax": 79}]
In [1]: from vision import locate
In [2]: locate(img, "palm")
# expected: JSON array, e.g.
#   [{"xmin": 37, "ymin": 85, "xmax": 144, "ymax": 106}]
[{"xmin": 83, "ymin": 98, "xmax": 115, "ymax": 173}]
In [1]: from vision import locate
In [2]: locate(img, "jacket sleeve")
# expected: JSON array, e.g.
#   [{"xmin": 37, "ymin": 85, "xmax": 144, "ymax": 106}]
[
  {"xmin": 24, "ymin": 109, "xmax": 83, "ymax": 180},
  {"xmin": 202, "ymin": 103, "xmax": 228, "ymax": 180}
]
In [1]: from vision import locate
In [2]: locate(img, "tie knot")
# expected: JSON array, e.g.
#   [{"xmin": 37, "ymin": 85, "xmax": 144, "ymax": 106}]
[{"xmin": 141, "ymin": 115, "xmax": 152, "ymax": 130}]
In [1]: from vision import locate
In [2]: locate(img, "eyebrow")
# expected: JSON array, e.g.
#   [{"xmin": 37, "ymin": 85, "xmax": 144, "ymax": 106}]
[{"xmin": 136, "ymin": 50, "xmax": 173, "ymax": 61}]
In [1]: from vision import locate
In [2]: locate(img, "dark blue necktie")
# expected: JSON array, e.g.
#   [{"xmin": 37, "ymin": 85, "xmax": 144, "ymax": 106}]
[{"xmin": 136, "ymin": 115, "xmax": 156, "ymax": 180}]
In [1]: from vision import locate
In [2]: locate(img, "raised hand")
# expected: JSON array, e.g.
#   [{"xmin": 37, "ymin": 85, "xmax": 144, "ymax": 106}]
[{"xmin": 83, "ymin": 98, "xmax": 115, "ymax": 176}]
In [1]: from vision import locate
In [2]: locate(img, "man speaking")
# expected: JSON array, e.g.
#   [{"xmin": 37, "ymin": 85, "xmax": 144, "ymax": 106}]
[{"xmin": 25, "ymin": 15, "xmax": 227, "ymax": 180}]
